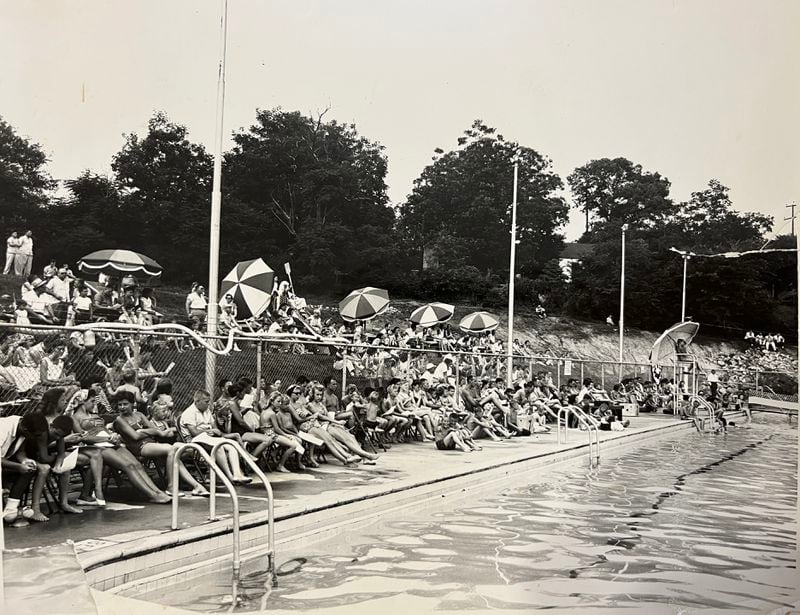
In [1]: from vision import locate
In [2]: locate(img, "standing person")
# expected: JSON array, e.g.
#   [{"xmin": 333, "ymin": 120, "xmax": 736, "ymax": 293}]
[
  {"xmin": 3, "ymin": 231, "xmax": 21, "ymax": 275},
  {"xmin": 185, "ymin": 283, "xmax": 207, "ymax": 331},
  {"xmin": 15, "ymin": 230, "xmax": 33, "ymax": 276}
]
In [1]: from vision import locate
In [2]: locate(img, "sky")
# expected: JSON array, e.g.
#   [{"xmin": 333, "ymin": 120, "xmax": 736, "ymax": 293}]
[{"xmin": 2, "ymin": 0, "xmax": 799, "ymax": 240}]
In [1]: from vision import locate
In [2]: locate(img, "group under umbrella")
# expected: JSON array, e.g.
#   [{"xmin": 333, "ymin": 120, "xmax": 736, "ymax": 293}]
[
  {"xmin": 409, "ymin": 302, "xmax": 455, "ymax": 328},
  {"xmin": 219, "ymin": 258, "xmax": 275, "ymax": 319},
  {"xmin": 459, "ymin": 311, "xmax": 499, "ymax": 333},
  {"xmin": 339, "ymin": 287, "xmax": 390, "ymax": 322}
]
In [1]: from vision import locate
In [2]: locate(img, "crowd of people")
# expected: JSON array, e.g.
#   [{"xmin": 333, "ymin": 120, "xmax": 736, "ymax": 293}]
[
  {"xmin": 1, "ymin": 322, "xmax": 660, "ymax": 528},
  {"xmin": 744, "ymin": 330, "xmax": 785, "ymax": 352}
]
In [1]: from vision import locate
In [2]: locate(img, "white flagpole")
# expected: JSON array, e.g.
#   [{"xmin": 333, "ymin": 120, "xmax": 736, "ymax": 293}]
[
  {"xmin": 506, "ymin": 160, "xmax": 519, "ymax": 388},
  {"xmin": 205, "ymin": 0, "xmax": 229, "ymax": 394}
]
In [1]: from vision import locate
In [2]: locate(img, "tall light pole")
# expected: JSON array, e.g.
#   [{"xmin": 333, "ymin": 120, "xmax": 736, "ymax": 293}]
[
  {"xmin": 670, "ymin": 247, "xmax": 696, "ymax": 322},
  {"xmin": 205, "ymin": 0, "xmax": 229, "ymax": 394},
  {"xmin": 795, "ymin": 222, "xmax": 799, "ymax": 572},
  {"xmin": 618, "ymin": 224, "xmax": 628, "ymax": 372},
  {"xmin": 506, "ymin": 159, "xmax": 519, "ymax": 388}
]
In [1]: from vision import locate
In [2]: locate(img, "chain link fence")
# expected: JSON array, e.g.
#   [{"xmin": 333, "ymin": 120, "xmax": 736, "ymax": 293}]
[{"xmin": 0, "ymin": 322, "xmax": 796, "ymax": 416}]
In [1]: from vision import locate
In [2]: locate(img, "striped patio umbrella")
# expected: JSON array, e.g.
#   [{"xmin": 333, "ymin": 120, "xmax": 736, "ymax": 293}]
[
  {"xmin": 339, "ymin": 287, "xmax": 390, "ymax": 322},
  {"xmin": 77, "ymin": 249, "xmax": 162, "ymax": 277},
  {"xmin": 409, "ymin": 302, "xmax": 455, "ymax": 328},
  {"xmin": 459, "ymin": 311, "xmax": 499, "ymax": 333},
  {"xmin": 219, "ymin": 258, "xmax": 275, "ymax": 319}
]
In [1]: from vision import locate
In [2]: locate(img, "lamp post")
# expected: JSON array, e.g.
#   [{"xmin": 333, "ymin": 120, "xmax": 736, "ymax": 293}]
[
  {"xmin": 618, "ymin": 224, "xmax": 628, "ymax": 373},
  {"xmin": 506, "ymin": 159, "xmax": 519, "ymax": 388},
  {"xmin": 670, "ymin": 247, "xmax": 696, "ymax": 322},
  {"xmin": 205, "ymin": 0, "xmax": 229, "ymax": 394}
]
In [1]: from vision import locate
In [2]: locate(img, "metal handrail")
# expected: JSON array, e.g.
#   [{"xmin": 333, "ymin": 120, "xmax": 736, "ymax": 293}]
[
  {"xmin": 210, "ymin": 439, "xmax": 277, "ymax": 584},
  {"xmin": 556, "ymin": 405, "xmax": 600, "ymax": 466},
  {"xmin": 688, "ymin": 394, "xmax": 717, "ymax": 431},
  {"xmin": 171, "ymin": 442, "xmax": 241, "ymax": 603}
]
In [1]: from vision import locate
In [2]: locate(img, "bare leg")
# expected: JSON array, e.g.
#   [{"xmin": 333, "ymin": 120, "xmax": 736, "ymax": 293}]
[
  {"xmin": 328, "ymin": 427, "xmax": 378, "ymax": 460},
  {"xmin": 101, "ymin": 449, "xmax": 169, "ymax": 503},
  {"xmin": 30, "ymin": 464, "xmax": 51, "ymax": 521},
  {"xmin": 58, "ymin": 472, "xmax": 82, "ymax": 513},
  {"xmin": 312, "ymin": 428, "xmax": 353, "ymax": 465}
]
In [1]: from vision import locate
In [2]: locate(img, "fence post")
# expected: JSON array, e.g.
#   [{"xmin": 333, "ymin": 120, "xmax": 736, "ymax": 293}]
[
  {"xmin": 341, "ymin": 345, "xmax": 348, "ymax": 394},
  {"xmin": 754, "ymin": 368, "xmax": 759, "ymax": 393},
  {"xmin": 455, "ymin": 353, "xmax": 461, "ymax": 405},
  {"xmin": 556, "ymin": 360, "xmax": 561, "ymax": 389},
  {"xmin": 255, "ymin": 341, "xmax": 263, "ymax": 407},
  {"xmin": 601, "ymin": 363, "xmax": 605, "ymax": 390},
  {"xmin": 580, "ymin": 361, "xmax": 584, "ymax": 382}
]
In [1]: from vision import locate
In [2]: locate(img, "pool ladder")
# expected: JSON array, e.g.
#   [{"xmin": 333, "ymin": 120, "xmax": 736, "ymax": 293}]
[
  {"xmin": 556, "ymin": 405, "xmax": 601, "ymax": 467},
  {"xmin": 171, "ymin": 441, "xmax": 277, "ymax": 605},
  {"xmin": 687, "ymin": 394, "xmax": 719, "ymax": 432}
]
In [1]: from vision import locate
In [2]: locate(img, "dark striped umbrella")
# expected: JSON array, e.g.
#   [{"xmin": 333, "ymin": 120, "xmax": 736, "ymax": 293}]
[
  {"xmin": 77, "ymin": 249, "xmax": 162, "ymax": 277},
  {"xmin": 409, "ymin": 302, "xmax": 455, "ymax": 328},
  {"xmin": 219, "ymin": 258, "xmax": 275, "ymax": 319},
  {"xmin": 459, "ymin": 311, "xmax": 499, "ymax": 333},
  {"xmin": 339, "ymin": 287, "xmax": 390, "ymax": 322}
]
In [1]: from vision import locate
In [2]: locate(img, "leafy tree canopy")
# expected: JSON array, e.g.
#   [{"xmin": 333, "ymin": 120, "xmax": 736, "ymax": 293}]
[
  {"xmin": 398, "ymin": 120, "xmax": 568, "ymax": 275},
  {"xmin": 0, "ymin": 115, "xmax": 55, "ymax": 231},
  {"xmin": 568, "ymin": 157, "xmax": 673, "ymax": 236}
]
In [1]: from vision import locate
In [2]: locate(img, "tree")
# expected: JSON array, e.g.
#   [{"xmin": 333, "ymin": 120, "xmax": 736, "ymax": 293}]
[
  {"xmin": 675, "ymin": 179, "xmax": 772, "ymax": 252},
  {"xmin": 224, "ymin": 108, "xmax": 397, "ymax": 288},
  {"xmin": 398, "ymin": 120, "xmax": 568, "ymax": 276},
  {"xmin": 564, "ymin": 176, "xmax": 781, "ymax": 333},
  {"xmin": 43, "ymin": 172, "xmax": 126, "ymax": 267},
  {"xmin": 0, "ymin": 115, "xmax": 55, "ymax": 236},
  {"xmin": 111, "ymin": 112, "xmax": 213, "ymax": 280},
  {"xmin": 568, "ymin": 157, "xmax": 673, "ymax": 234}
]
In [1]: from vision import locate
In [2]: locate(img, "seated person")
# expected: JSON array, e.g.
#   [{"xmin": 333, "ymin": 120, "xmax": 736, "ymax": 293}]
[
  {"xmin": 114, "ymin": 392, "xmax": 208, "ymax": 496},
  {"xmin": 70, "ymin": 389, "xmax": 171, "ymax": 504},
  {"xmin": 13, "ymin": 389, "xmax": 84, "ymax": 521},
  {"xmin": 2, "ymin": 414, "xmax": 43, "ymax": 526},
  {"xmin": 257, "ymin": 393, "xmax": 304, "ymax": 473},
  {"xmin": 179, "ymin": 390, "xmax": 250, "ymax": 484},
  {"xmin": 434, "ymin": 411, "xmax": 479, "ymax": 452}
]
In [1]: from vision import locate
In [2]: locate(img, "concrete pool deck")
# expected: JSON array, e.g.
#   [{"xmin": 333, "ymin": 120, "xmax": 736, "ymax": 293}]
[
  {"xmin": 6, "ymin": 413, "xmax": 686, "ymax": 555},
  {"xmin": 5, "ymin": 415, "xmax": 693, "ymax": 589}
]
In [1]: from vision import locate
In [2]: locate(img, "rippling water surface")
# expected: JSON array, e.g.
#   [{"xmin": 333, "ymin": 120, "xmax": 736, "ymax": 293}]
[{"xmin": 146, "ymin": 416, "xmax": 797, "ymax": 613}]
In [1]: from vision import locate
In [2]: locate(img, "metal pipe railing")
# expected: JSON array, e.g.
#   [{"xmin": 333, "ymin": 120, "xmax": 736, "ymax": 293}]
[
  {"xmin": 556, "ymin": 405, "xmax": 600, "ymax": 466},
  {"xmin": 687, "ymin": 394, "xmax": 717, "ymax": 431},
  {"xmin": 210, "ymin": 439, "xmax": 277, "ymax": 584},
  {"xmin": 171, "ymin": 442, "xmax": 241, "ymax": 603}
]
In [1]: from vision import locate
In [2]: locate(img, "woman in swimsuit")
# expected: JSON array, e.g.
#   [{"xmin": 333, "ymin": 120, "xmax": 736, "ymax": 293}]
[
  {"xmin": 71, "ymin": 389, "xmax": 170, "ymax": 503},
  {"xmin": 114, "ymin": 393, "xmax": 208, "ymax": 496},
  {"xmin": 286, "ymin": 385, "xmax": 359, "ymax": 467},
  {"xmin": 308, "ymin": 386, "xmax": 376, "ymax": 463}
]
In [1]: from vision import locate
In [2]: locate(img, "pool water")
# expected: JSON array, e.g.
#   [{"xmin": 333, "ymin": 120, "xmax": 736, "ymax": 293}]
[{"xmin": 142, "ymin": 416, "xmax": 798, "ymax": 613}]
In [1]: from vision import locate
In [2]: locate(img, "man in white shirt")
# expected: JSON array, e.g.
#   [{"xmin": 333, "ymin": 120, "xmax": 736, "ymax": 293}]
[
  {"xmin": 4, "ymin": 231, "xmax": 20, "ymax": 275},
  {"xmin": 46, "ymin": 268, "xmax": 71, "ymax": 302},
  {"xmin": 420, "ymin": 362, "xmax": 436, "ymax": 386},
  {"xmin": 179, "ymin": 390, "xmax": 249, "ymax": 484},
  {"xmin": 15, "ymin": 230, "xmax": 33, "ymax": 276},
  {"xmin": 433, "ymin": 355, "xmax": 453, "ymax": 384},
  {"xmin": 218, "ymin": 293, "xmax": 238, "ymax": 318}
]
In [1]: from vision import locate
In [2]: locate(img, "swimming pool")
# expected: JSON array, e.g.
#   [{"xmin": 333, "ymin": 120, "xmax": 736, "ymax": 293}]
[{"xmin": 140, "ymin": 415, "xmax": 797, "ymax": 613}]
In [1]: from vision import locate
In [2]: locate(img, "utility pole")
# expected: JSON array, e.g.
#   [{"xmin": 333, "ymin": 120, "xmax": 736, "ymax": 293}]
[{"xmin": 786, "ymin": 202, "xmax": 797, "ymax": 237}]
